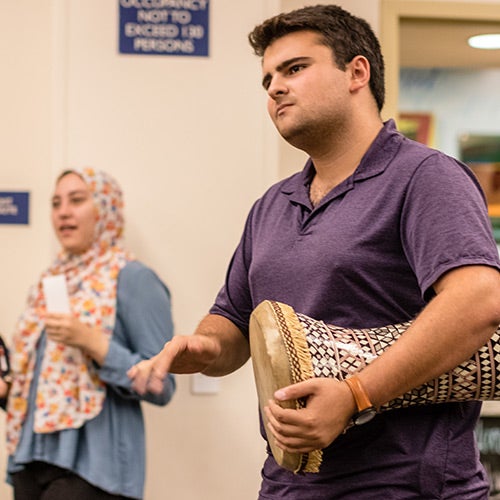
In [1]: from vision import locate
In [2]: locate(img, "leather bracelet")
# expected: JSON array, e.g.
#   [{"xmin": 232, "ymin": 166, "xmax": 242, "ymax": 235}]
[{"xmin": 345, "ymin": 375, "xmax": 377, "ymax": 425}]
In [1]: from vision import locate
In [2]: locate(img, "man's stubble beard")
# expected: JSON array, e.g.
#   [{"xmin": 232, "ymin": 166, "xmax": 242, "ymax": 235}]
[{"xmin": 277, "ymin": 115, "xmax": 341, "ymax": 154}]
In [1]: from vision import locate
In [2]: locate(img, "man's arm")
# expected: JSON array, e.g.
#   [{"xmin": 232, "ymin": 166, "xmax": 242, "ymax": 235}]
[
  {"xmin": 196, "ymin": 314, "xmax": 251, "ymax": 376},
  {"xmin": 129, "ymin": 313, "xmax": 250, "ymax": 394},
  {"xmin": 360, "ymin": 265, "xmax": 500, "ymax": 408},
  {"xmin": 265, "ymin": 265, "xmax": 500, "ymax": 454}
]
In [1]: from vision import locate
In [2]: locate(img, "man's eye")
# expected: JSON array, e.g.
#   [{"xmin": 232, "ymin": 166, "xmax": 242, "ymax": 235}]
[{"xmin": 289, "ymin": 64, "xmax": 304, "ymax": 74}]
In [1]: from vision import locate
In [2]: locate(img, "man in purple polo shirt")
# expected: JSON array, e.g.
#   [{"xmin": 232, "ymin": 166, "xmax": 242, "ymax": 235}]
[{"xmin": 130, "ymin": 5, "xmax": 500, "ymax": 498}]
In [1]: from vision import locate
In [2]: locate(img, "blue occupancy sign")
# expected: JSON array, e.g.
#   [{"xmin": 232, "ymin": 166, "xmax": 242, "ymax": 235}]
[
  {"xmin": 0, "ymin": 192, "xmax": 29, "ymax": 225},
  {"xmin": 119, "ymin": 0, "xmax": 209, "ymax": 57}
]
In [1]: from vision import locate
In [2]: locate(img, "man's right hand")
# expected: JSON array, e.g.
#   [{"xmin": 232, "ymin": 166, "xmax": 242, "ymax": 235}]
[
  {"xmin": 128, "ymin": 333, "xmax": 221, "ymax": 394},
  {"xmin": 128, "ymin": 313, "xmax": 250, "ymax": 394}
]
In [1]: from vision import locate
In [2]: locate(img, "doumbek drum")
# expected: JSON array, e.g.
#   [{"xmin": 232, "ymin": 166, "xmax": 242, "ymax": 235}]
[{"xmin": 249, "ymin": 300, "xmax": 500, "ymax": 474}]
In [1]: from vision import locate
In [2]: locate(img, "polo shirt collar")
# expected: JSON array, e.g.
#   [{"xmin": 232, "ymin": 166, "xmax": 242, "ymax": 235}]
[{"xmin": 280, "ymin": 119, "xmax": 403, "ymax": 206}]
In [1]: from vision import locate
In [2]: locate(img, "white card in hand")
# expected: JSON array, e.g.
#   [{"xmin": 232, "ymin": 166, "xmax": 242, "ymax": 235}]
[{"xmin": 42, "ymin": 275, "xmax": 71, "ymax": 313}]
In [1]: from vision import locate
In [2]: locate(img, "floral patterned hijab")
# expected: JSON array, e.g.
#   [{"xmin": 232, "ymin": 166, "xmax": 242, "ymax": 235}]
[{"xmin": 6, "ymin": 167, "xmax": 134, "ymax": 454}]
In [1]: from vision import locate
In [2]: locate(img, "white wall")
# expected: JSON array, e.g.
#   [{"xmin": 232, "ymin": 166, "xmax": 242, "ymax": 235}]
[
  {"xmin": 1, "ymin": 1, "xmax": 500, "ymax": 499},
  {"xmin": 0, "ymin": 3, "xmax": 54, "ymax": 498},
  {"xmin": 0, "ymin": 1, "xmax": 278, "ymax": 499}
]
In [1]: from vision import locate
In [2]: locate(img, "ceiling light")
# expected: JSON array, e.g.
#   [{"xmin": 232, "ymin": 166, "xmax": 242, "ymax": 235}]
[{"xmin": 468, "ymin": 33, "xmax": 500, "ymax": 50}]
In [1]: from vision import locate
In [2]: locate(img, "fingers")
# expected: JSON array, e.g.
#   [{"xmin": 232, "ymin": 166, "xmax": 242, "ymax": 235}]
[
  {"xmin": 128, "ymin": 335, "xmax": 217, "ymax": 394},
  {"xmin": 128, "ymin": 359, "xmax": 155, "ymax": 395},
  {"xmin": 44, "ymin": 313, "xmax": 70, "ymax": 334},
  {"xmin": 264, "ymin": 379, "xmax": 352, "ymax": 452},
  {"xmin": 44, "ymin": 318, "xmax": 62, "ymax": 339},
  {"xmin": 264, "ymin": 399, "xmax": 320, "ymax": 453},
  {"xmin": 147, "ymin": 365, "xmax": 168, "ymax": 394},
  {"xmin": 128, "ymin": 365, "xmax": 146, "ymax": 394},
  {"xmin": 128, "ymin": 346, "xmax": 172, "ymax": 395},
  {"xmin": 45, "ymin": 317, "xmax": 68, "ymax": 340},
  {"xmin": 273, "ymin": 379, "xmax": 318, "ymax": 402},
  {"xmin": 149, "ymin": 341, "xmax": 175, "ymax": 379},
  {"xmin": 44, "ymin": 312, "xmax": 69, "ymax": 324}
]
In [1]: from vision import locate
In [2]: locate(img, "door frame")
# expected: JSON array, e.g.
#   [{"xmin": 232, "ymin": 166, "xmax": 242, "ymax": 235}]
[{"xmin": 380, "ymin": 0, "xmax": 500, "ymax": 120}]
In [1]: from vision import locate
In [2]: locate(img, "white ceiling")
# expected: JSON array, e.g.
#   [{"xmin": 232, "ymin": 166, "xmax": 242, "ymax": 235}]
[{"xmin": 400, "ymin": 18, "xmax": 500, "ymax": 68}]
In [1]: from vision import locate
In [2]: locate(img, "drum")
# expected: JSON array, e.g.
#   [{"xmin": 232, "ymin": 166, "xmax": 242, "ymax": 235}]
[{"xmin": 249, "ymin": 300, "xmax": 500, "ymax": 474}]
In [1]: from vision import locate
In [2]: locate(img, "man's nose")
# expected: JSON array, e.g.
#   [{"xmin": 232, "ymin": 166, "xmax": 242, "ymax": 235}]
[{"xmin": 267, "ymin": 75, "xmax": 288, "ymax": 99}]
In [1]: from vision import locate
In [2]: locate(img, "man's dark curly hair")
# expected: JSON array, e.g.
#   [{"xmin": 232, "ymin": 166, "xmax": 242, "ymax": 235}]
[{"xmin": 248, "ymin": 4, "xmax": 385, "ymax": 112}]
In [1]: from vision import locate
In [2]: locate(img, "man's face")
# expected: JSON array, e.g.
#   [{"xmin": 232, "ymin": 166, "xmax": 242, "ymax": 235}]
[{"xmin": 261, "ymin": 30, "xmax": 352, "ymax": 151}]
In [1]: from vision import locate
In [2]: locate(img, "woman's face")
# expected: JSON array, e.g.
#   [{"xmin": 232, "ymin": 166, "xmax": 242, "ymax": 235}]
[{"xmin": 51, "ymin": 173, "xmax": 98, "ymax": 254}]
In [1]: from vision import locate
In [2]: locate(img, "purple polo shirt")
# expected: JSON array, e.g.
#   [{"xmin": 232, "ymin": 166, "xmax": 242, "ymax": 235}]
[{"xmin": 211, "ymin": 120, "xmax": 500, "ymax": 499}]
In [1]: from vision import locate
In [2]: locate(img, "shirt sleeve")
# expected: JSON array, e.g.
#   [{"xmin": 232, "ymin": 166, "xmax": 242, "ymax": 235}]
[
  {"xmin": 97, "ymin": 260, "xmax": 176, "ymax": 406},
  {"xmin": 401, "ymin": 153, "xmax": 500, "ymax": 300},
  {"xmin": 209, "ymin": 203, "xmax": 257, "ymax": 337}
]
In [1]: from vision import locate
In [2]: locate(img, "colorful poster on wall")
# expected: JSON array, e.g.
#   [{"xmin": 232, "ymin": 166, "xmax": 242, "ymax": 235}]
[
  {"xmin": 398, "ymin": 112, "xmax": 435, "ymax": 147},
  {"xmin": 459, "ymin": 134, "xmax": 500, "ymax": 243},
  {"xmin": 118, "ymin": 0, "xmax": 209, "ymax": 57}
]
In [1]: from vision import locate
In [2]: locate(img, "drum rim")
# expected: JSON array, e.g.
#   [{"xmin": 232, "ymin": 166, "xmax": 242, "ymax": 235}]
[{"xmin": 250, "ymin": 300, "xmax": 322, "ymax": 473}]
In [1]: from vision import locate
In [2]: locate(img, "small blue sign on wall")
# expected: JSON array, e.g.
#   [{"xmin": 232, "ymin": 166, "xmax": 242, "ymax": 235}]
[
  {"xmin": 119, "ymin": 0, "xmax": 209, "ymax": 57},
  {"xmin": 0, "ymin": 192, "xmax": 29, "ymax": 225}
]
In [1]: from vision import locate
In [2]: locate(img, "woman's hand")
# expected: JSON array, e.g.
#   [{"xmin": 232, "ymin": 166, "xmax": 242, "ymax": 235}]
[
  {"xmin": 45, "ymin": 313, "xmax": 88, "ymax": 348},
  {"xmin": 45, "ymin": 313, "xmax": 110, "ymax": 365}
]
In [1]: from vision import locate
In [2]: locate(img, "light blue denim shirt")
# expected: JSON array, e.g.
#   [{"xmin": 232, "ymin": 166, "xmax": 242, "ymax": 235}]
[{"xmin": 7, "ymin": 261, "xmax": 176, "ymax": 499}]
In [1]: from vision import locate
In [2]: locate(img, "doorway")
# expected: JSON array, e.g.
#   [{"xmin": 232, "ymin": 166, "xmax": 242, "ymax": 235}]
[
  {"xmin": 381, "ymin": 1, "xmax": 500, "ymax": 495},
  {"xmin": 380, "ymin": 0, "xmax": 500, "ymax": 119}
]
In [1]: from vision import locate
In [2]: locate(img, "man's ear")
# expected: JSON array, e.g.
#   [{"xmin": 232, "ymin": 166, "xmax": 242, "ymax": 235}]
[{"xmin": 348, "ymin": 55, "xmax": 371, "ymax": 92}]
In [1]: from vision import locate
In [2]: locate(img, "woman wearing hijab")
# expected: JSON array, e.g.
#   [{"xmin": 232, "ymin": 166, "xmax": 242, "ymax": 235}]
[{"xmin": 0, "ymin": 167, "xmax": 175, "ymax": 499}]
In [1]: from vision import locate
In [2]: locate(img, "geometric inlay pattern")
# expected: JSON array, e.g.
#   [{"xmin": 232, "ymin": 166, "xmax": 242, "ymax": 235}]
[{"xmin": 294, "ymin": 311, "xmax": 499, "ymax": 409}]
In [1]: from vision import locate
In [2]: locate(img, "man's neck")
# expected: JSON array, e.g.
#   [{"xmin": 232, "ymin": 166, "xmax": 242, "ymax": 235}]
[{"xmin": 308, "ymin": 119, "xmax": 383, "ymax": 207}]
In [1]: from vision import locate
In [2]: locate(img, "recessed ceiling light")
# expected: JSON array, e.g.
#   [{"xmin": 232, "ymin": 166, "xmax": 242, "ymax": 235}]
[{"xmin": 468, "ymin": 33, "xmax": 500, "ymax": 50}]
